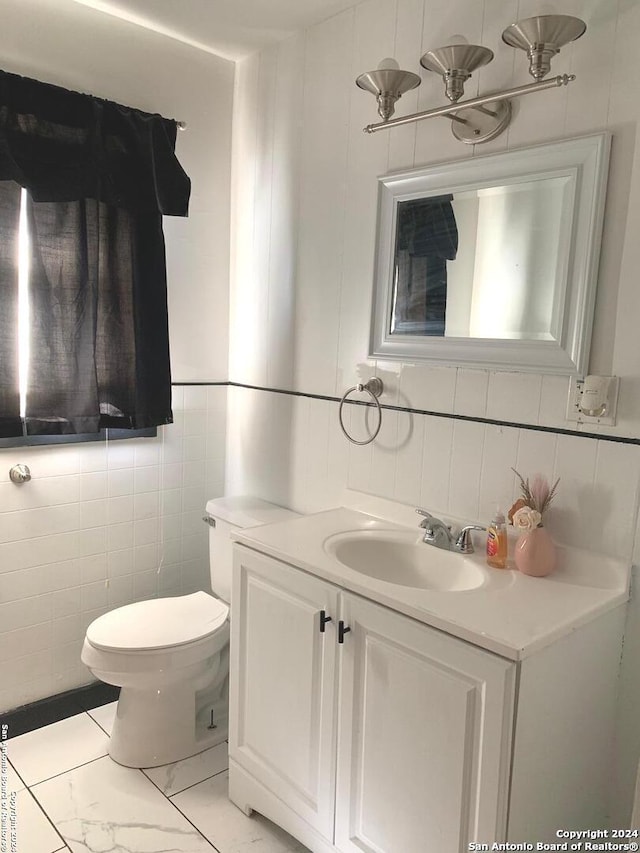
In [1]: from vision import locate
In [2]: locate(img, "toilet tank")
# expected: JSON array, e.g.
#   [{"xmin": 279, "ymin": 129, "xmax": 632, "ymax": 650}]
[{"xmin": 205, "ymin": 496, "xmax": 300, "ymax": 604}]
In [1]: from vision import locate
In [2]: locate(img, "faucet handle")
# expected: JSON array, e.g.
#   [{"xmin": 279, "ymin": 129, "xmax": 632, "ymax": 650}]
[
  {"xmin": 415, "ymin": 508, "xmax": 434, "ymax": 530},
  {"xmin": 455, "ymin": 525, "xmax": 487, "ymax": 554}
]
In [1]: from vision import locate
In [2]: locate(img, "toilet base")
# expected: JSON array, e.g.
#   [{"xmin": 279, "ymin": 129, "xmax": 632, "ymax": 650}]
[{"xmin": 108, "ymin": 682, "xmax": 228, "ymax": 769}]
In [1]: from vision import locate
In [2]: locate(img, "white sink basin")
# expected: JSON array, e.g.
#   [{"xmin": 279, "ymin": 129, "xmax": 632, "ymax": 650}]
[{"xmin": 324, "ymin": 529, "xmax": 487, "ymax": 592}]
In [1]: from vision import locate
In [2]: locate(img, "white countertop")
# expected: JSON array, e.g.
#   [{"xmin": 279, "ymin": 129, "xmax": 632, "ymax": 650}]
[{"xmin": 232, "ymin": 507, "xmax": 630, "ymax": 661}]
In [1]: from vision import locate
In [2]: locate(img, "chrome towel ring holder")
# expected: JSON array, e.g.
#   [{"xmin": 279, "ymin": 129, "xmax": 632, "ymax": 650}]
[{"xmin": 338, "ymin": 377, "xmax": 384, "ymax": 445}]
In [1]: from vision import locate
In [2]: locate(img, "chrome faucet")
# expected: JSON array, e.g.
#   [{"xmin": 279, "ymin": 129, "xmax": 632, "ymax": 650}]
[{"xmin": 415, "ymin": 508, "xmax": 486, "ymax": 554}]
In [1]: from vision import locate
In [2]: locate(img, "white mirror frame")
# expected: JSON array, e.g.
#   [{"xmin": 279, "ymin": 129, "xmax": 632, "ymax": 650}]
[{"xmin": 370, "ymin": 133, "xmax": 611, "ymax": 374}]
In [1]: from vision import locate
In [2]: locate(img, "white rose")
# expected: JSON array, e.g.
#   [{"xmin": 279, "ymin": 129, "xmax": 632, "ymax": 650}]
[{"xmin": 512, "ymin": 505, "xmax": 542, "ymax": 532}]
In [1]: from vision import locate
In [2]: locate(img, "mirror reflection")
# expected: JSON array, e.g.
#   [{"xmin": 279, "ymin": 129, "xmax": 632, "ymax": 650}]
[{"xmin": 390, "ymin": 175, "xmax": 575, "ymax": 342}]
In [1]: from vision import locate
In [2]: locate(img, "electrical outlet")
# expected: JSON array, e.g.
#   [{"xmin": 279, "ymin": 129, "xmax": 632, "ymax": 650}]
[
  {"xmin": 566, "ymin": 375, "xmax": 619, "ymax": 425},
  {"xmin": 566, "ymin": 376, "xmax": 583, "ymax": 423}
]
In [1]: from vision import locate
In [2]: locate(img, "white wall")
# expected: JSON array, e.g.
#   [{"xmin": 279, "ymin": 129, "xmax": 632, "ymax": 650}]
[
  {"xmin": 0, "ymin": 0, "xmax": 233, "ymax": 711},
  {"xmin": 227, "ymin": 0, "xmax": 640, "ymax": 825},
  {"xmin": 0, "ymin": 387, "xmax": 226, "ymax": 711}
]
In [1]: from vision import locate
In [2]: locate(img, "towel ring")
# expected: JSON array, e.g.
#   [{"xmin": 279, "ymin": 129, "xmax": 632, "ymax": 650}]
[{"xmin": 338, "ymin": 378, "xmax": 384, "ymax": 445}]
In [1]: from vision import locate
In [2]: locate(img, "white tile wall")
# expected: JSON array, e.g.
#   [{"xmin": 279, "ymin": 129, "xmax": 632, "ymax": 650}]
[
  {"xmin": 229, "ymin": 0, "xmax": 640, "ymax": 445},
  {"xmin": 227, "ymin": 385, "xmax": 640, "ymax": 566},
  {"xmin": 0, "ymin": 386, "xmax": 226, "ymax": 713},
  {"xmin": 392, "ymin": 409, "xmax": 424, "ymax": 507}
]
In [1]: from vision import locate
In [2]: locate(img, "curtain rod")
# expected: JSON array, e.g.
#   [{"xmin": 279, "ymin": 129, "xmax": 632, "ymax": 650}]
[{"xmin": 0, "ymin": 68, "xmax": 188, "ymax": 131}]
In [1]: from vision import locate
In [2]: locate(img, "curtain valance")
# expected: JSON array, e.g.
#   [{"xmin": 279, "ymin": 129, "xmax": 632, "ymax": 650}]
[{"xmin": 0, "ymin": 70, "xmax": 190, "ymax": 215}]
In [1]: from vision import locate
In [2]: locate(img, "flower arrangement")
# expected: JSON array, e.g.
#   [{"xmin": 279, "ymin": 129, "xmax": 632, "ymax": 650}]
[{"xmin": 508, "ymin": 469, "xmax": 560, "ymax": 533}]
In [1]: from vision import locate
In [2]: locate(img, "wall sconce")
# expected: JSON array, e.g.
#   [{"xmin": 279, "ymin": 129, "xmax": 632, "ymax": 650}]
[
  {"xmin": 420, "ymin": 44, "xmax": 493, "ymax": 102},
  {"xmin": 356, "ymin": 58, "xmax": 421, "ymax": 121},
  {"xmin": 502, "ymin": 15, "xmax": 587, "ymax": 80},
  {"xmin": 356, "ymin": 14, "xmax": 586, "ymax": 142}
]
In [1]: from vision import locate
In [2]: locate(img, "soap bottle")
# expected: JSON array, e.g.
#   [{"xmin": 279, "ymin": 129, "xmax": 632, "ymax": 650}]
[{"xmin": 486, "ymin": 509, "xmax": 508, "ymax": 569}]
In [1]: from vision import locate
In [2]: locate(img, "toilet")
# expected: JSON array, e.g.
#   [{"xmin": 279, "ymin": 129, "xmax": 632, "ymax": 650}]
[{"xmin": 81, "ymin": 496, "xmax": 298, "ymax": 769}]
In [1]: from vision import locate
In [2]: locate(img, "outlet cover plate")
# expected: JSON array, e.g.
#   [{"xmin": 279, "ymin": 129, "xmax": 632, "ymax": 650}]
[{"xmin": 566, "ymin": 376, "xmax": 619, "ymax": 425}]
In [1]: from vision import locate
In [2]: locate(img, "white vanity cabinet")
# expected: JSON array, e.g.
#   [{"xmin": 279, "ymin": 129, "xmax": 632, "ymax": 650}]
[
  {"xmin": 228, "ymin": 508, "xmax": 629, "ymax": 850},
  {"xmin": 229, "ymin": 545, "xmax": 516, "ymax": 853},
  {"xmin": 229, "ymin": 546, "xmax": 340, "ymax": 839}
]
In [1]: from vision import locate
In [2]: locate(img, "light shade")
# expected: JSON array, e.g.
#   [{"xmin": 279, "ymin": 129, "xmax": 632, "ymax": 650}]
[
  {"xmin": 502, "ymin": 15, "xmax": 586, "ymax": 79},
  {"xmin": 420, "ymin": 44, "xmax": 494, "ymax": 102},
  {"xmin": 356, "ymin": 68, "xmax": 421, "ymax": 121}
]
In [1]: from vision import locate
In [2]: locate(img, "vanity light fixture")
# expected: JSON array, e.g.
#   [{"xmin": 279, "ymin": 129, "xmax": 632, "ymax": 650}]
[{"xmin": 356, "ymin": 14, "xmax": 586, "ymax": 142}]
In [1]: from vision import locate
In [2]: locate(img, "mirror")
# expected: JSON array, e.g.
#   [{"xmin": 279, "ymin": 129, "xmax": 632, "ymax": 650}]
[{"xmin": 370, "ymin": 134, "xmax": 610, "ymax": 374}]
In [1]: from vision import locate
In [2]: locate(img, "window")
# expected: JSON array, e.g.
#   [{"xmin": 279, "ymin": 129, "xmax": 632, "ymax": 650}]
[
  {"xmin": 0, "ymin": 188, "xmax": 155, "ymax": 448},
  {"xmin": 0, "ymin": 70, "xmax": 190, "ymax": 443}
]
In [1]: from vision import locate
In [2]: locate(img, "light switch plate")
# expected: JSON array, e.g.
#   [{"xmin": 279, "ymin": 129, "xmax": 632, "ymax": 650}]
[{"xmin": 566, "ymin": 375, "xmax": 619, "ymax": 425}]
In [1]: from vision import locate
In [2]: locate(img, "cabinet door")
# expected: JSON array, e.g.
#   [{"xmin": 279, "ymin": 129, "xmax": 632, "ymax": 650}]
[
  {"xmin": 229, "ymin": 546, "xmax": 339, "ymax": 838},
  {"xmin": 335, "ymin": 594, "xmax": 515, "ymax": 853}
]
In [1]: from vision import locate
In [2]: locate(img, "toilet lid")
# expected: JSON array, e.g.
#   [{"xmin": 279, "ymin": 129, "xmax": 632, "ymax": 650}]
[{"xmin": 86, "ymin": 591, "xmax": 229, "ymax": 652}]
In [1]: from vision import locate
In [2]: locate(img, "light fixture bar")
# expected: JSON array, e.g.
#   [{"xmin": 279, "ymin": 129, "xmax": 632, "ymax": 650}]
[
  {"xmin": 446, "ymin": 113, "xmax": 469, "ymax": 125},
  {"xmin": 363, "ymin": 73, "xmax": 575, "ymax": 134}
]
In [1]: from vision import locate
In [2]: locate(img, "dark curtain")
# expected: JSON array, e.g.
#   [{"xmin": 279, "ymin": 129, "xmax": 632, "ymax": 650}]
[
  {"xmin": 0, "ymin": 69, "xmax": 190, "ymax": 436},
  {"xmin": 0, "ymin": 181, "xmax": 21, "ymax": 437},
  {"xmin": 393, "ymin": 195, "xmax": 458, "ymax": 336}
]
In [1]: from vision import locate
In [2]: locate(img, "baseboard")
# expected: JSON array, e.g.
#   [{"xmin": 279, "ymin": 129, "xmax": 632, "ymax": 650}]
[{"xmin": 0, "ymin": 681, "xmax": 120, "ymax": 738}]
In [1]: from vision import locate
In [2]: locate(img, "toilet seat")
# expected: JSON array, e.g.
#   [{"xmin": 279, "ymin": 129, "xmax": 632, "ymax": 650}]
[{"xmin": 86, "ymin": 591, "xmax": 229, "ymax": 652}]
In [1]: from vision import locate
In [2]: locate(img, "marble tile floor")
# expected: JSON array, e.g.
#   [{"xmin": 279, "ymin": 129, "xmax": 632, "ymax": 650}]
[{"xmin": 2, "ymin": 701, "xmax": 309, "ymax": 853}]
